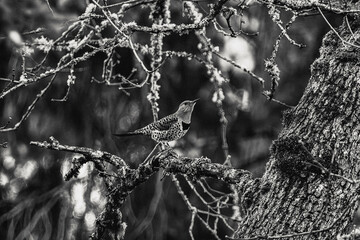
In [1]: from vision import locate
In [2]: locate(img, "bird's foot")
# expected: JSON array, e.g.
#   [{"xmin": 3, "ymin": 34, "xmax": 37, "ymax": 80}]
[{"xmin": 159, "ymin": 142, "xmax": 171, "ymax": 150}]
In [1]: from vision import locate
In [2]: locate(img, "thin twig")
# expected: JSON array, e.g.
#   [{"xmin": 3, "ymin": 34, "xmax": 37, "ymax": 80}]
[
  {"xmin": 318, "ymin": 7, "xmax": 360, "ymax": 49},
  {"xmin": 45, "ymin": 0, "xmax": 55, "ymax": 16},
  {"xmin": 0, "ymin": 75, "xmax": 57, "ymax": 132},
  {"xmin": 92, "ymin": 0, "xmax": 152, "ymax": 73}
]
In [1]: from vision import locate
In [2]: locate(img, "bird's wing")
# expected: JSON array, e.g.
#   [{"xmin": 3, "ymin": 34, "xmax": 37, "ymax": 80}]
[{"xmin": 148, "ymin": 114, "xmax": 178, "ymax": 131}]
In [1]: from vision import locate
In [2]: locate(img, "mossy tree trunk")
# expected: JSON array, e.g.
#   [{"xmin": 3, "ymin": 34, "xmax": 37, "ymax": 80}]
[{"xmin": 234, "ymin": 15, "xmax": 360, "ymax": 239}]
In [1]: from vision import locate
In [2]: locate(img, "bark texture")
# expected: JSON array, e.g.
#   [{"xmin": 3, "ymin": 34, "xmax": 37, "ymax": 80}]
[{"xmin": 234, "ymin": 15, "xmax": 360, "ymax": 239}]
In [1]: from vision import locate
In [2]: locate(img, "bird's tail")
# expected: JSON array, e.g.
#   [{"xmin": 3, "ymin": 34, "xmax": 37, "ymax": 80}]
[{"xmin": 113, "ymin": 132, "xmax": 142, "ymax": 137}]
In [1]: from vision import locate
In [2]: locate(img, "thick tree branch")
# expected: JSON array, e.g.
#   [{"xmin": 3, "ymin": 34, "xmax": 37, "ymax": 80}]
[
  {"xmin": 153, "ymin": 150, "xmax": 252, "ymax": 185},
  {"xmin": 30, "ymin": 137, "xmax": 253, "ymax": 239},
  {"xmin": 30, "ymin": 136, "xmax": 127, "ymax": 169},
  {"xmin": 30, "ymin": 137, "xmax": 252, "ymax": 185},
  {"xmin": 259, "ymin": 0, "xmax": 360, "ymax": 14}
]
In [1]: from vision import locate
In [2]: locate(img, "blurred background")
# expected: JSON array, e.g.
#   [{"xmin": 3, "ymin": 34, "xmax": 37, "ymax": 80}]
[{"xmin": 0, "ymin": 0, "xmax": 344, "ymax": 239}]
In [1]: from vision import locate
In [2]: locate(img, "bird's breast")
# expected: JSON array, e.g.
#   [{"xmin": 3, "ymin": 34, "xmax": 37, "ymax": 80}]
[{"xmin": 181, "ymin": 121, "xmax": 190, "ymax": 130}]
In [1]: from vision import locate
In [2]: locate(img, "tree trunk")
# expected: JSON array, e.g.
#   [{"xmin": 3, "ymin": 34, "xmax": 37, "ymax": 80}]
[{"xmin": 234, "ymin": 15, "xmax": 360, "ymax": 239}]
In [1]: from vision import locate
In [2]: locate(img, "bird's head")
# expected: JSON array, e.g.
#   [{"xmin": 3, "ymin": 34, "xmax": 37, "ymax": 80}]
[{"xmin": 176, "ymin": 99, "xmax": 198, "ymax": 123}]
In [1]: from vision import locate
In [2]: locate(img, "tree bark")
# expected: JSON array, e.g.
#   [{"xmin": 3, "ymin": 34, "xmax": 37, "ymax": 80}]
[{"xmin": 234, "ymin": 15, "xmax": 360, "ymax": 239}]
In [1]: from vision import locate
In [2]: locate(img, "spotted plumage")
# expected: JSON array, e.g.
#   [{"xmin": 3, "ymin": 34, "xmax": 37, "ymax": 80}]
[{"xmin": 113, "ymin": 99, "xmax": 198, "ymax": 142}]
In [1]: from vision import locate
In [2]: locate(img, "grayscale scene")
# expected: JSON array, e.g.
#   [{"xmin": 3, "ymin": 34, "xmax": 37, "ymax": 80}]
[{"xmin": 1, "ymin": 0, "xmax": 360, "ymax": 239}]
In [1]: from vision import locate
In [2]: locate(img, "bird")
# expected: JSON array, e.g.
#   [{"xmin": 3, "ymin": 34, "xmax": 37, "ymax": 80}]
[{"xmin": 113, "ymin": 99, "xmax": 198, "ymax": 143}]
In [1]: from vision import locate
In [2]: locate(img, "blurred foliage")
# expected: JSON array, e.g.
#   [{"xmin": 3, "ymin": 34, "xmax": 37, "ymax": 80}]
[{"xmin": 0, "ymin": 0, "xmax": 344, "ymax": 239}]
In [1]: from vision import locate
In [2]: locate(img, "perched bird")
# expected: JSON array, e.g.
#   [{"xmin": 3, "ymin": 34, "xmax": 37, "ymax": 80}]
[{"xmin": 113, "ymin": 99, "xmax": 198, "ymax": 142}]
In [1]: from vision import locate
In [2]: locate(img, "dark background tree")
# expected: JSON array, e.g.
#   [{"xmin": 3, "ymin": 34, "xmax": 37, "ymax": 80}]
[{"xmin": 0, "ymin": 0, "xmax": 359, "ymax": 239}]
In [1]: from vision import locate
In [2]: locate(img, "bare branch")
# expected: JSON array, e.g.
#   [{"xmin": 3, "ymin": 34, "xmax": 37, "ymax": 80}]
[
  {"xmin": 30, "ymin": 137, "xmax": 252, "ymax": 238},
  {"xmin": 30, "ymin": 137, "xmax": 127, "ymax": 168},
  {"xmin": 259, "ymin": 0, "xmax": 360, "ymax": 14},
  {"xmin": 318, "ymin": 7, "xmax": 360, "ymax": 49},
  {"xmin": 0, "ymin": 75, "xmax": 56, "ymax": 132}
]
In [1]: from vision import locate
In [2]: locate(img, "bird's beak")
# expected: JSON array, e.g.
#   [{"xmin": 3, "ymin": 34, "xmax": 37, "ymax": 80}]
[{"xmin": 192, "ymin": 98, "xmax": 199, "ymax": 104}]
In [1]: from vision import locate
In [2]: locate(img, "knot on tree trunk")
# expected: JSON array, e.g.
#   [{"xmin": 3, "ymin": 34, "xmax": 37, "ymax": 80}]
[{"xmin": 270, "ymin": 135, "xmax": 340, "ymax": 180}]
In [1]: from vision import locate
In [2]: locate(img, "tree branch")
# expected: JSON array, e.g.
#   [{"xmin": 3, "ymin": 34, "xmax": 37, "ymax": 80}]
[
  {"xmin": 30, "ymin": 136, "xmax": 128, "ymax": 169},
  {"xmin": 30, "ymin": 137, "xmax": 253, "ymax": 239},
  {"xmin": 259, "ymin": 0, "xmax": 360, "ymax": 14}
]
